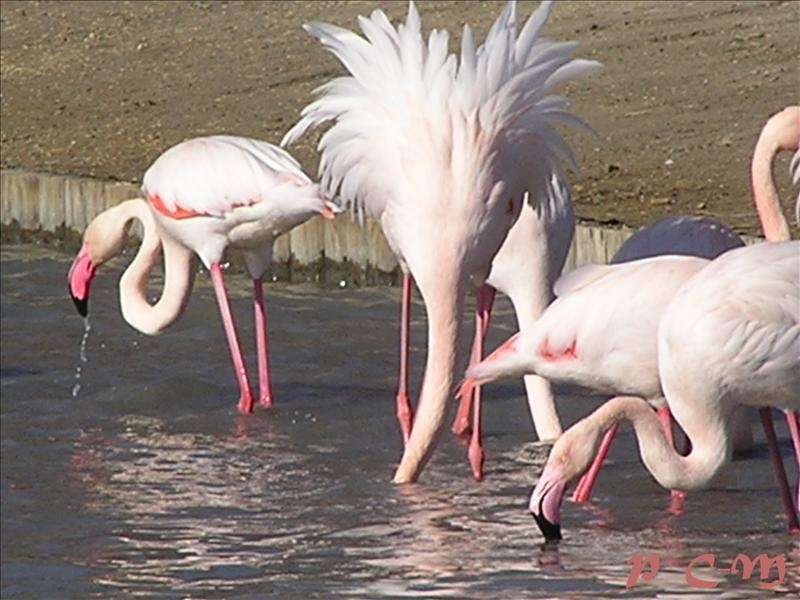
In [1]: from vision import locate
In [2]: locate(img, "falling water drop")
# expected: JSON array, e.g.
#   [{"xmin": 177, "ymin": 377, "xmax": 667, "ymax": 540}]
[{"xmin": 71, "ymin": 317, "xmax": 92, "ymax": 398}]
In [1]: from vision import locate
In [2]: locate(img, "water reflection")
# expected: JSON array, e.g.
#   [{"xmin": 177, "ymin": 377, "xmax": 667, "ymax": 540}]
[{"xmin": 2, "ymin": 246, "xmax": 799, "ymax": 598}]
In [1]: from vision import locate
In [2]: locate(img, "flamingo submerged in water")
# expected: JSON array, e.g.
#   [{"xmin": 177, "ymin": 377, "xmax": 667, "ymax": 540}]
[
  {"xmin": 282, "ymin": 0, "xmax": 600, "ymax": 482},
  {"xmin": 530, "ymin": 241, "xmax": 800, "ymax": 539},
  {"xmin": 68, "ymin": 135, "xmax": 337, "ymax": 413}
]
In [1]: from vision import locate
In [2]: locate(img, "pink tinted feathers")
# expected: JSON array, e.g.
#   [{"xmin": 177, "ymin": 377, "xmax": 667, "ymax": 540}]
[{"xmin": 141, "ymin": 136, "xmax": 312, "ymax": 220}]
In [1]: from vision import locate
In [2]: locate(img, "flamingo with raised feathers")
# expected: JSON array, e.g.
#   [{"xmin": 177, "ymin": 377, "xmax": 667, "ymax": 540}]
[
  {"xmin": 67, "ymin": 135, "xmax": 337, "ymax": 413},
  {"xmin": 529, "ymin": 241, "xmax": 800, "ymax": 539},
  {"xmin": 282, "ymin": 0, "xmax": 600, "ymax": 482}
]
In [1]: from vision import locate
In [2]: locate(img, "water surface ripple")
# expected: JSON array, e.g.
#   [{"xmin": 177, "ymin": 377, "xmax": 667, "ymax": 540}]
[{"xmin": 2, "ymin": 245, "xmax": 798, "ymax": 598}]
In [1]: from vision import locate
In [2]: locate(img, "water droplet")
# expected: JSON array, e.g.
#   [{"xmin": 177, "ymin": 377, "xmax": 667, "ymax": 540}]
[{"xmin": 72, "ymin": 318, "xmax": 92, "ymax": 398}]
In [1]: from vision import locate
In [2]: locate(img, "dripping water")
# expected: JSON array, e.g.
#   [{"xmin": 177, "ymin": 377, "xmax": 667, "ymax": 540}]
[{"xmin": 71, "ymin": 317, "xmax": 92, "ymax": 398}]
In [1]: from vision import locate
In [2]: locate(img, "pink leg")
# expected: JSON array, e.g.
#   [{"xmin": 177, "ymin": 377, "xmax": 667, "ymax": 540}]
[
  {"xmin": 657, "ymin": 406, "xmax": 686, "ymax": 501},
  {"xmin": 396, "ymin": 274, "xmax": 414, "ymax": 445},
  {"xmin": 253, "ymin": 278, "xmax": 274, "ymax": 408},
  {"xmin": 657, "ymin": 406, "xmax": 676, "ymax": 449},
  {"xmin": 572, "ymin": 422, "xmax": 620, "ymax": 503},
  {"xmin": 453, "ymin": 287, "xmax": 496, "ymax": 436},
  {"xmin": 452, "ymin": 335, "xmax": 478, "ymax": 436},
  {"xmin": 209, "ymin": 263, "xmax": 254, "ymax": 414},
  {"xmin": 468, "ymin": 286, "xmax": 496, "ymax": 482},
  {"xmin": 760, "ymin": 408, "xmax": 800, "ymax": 532},
  {"xmin": 784, "ymin": 410, "xmax": 800, "ymax": 505}
]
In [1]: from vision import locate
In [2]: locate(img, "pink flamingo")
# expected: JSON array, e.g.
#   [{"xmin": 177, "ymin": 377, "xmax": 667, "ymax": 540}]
[
  {"xmin": 457, "ymin": 214, "xmax": 746, "ymax": 482},
  {"xmin": 68, "ymin": 135, "xmax": 336, "ymax": 413},
  {"xmin": 530, "ymin": 241, "xmax": 800, "ymax": 539},
  {"xmin": 283, "ymin": 0, "xmax": 600, "ymax": 482}
]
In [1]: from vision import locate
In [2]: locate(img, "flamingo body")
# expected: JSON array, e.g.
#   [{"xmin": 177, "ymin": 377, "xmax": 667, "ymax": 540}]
[
  {"xmin": 465, "ymin": 252, "xmax": 712, "ymax": 402},
  {"xmin": 142, "ymin": 135, "xmax": 335, "ymax": 277}
]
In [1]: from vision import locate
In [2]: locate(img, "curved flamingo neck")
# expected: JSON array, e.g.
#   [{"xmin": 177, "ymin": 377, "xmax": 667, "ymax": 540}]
[
  {"xmin": 116, "ymin": 200, "xmax": 196, "ymax": 335},
  {"xmin": 393, "ymin": 272, "xmax": 466, "ymax": 483},
  {"xmin": 586, "ymin": 396, "xmax": 729, "ymax": 492},
  {"xmin": 751, "ymin": 107, "xmax": 800, "ymax": 241}
]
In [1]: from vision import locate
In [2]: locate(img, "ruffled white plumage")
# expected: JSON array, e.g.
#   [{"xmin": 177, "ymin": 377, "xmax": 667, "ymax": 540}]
[{"xmin": 282, "ymin": 0, "xmax": 600, "ymax": 224}]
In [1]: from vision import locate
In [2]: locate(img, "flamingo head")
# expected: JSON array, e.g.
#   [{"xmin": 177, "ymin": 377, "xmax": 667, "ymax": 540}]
[
  {"xmin": 67, "ymin": 210, "xmax": 132, "ymax": 316},
  {"xmin": 270, "ymin": 176, "xmax": 342, "ymax": 231},
  {"xmin": 68, "ymin": 242, "xmax": 95, "ymax": 316},
  {"xmin": 529, "ymin": 418, "xmax": 606, "ymax": 541}
]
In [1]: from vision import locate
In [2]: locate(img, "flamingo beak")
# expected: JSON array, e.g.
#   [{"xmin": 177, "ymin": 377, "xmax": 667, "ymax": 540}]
[
  {"xmin": 320, "ymin": 201, "xmax": 341, "ymax": 220},
  {"xmin": 67, "ymin": 242, "xmax": 96, "ymax": 317},
  {"xmin": 529, "ymin": 463, "xmax": 568, "ymax": 541}
]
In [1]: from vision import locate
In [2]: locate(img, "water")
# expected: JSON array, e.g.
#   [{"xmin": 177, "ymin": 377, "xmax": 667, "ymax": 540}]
[{"xmin": 1, "ymin": 244, "xmax": 798, "ymax": 598}]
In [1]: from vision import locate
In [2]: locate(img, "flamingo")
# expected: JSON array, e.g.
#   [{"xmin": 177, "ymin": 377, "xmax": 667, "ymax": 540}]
[
  {"xmin": 454, "ymin": 177, "xmax": 575, "ymax": 482},
  {"xmin": 67, "ymin": 135, "xmax": 337, "ymax": 413},
  {"xmin": 750, "ymin": 106, "xmax": 800, "ymax": 474},
  {"xmin": 282, "ymin": 0, "xmax": 600, "ymax": 482},
  {"xmin": 456, "ymin": 214, "xmax": 746, "ymax": 482},
  {"xmin": 529, "ymin": 241, "xmax": 800, "ymax": 539}
]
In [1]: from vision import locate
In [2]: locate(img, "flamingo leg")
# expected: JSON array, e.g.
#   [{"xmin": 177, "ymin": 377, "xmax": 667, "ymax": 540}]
[
  {"xmin": 657, "ymin": 405, "xmax": 676, "ymax": 449},
  {"xmin": 452, "ymin": 334, "xmax": 479, "ymax": 436},
  {"xmin": 784, "ymin": 410, "xmax": 800, "ymax": 506},
  {"xmin": 253, "ymin": 278, "xmax": 274, "ymax": 408},
  {"xmin": 209, "ymin": 263, "xmax": 254, "ymax": 414},
  {"xmin": 395, "ymin": 274, "xmax": 414, "ymax": 445},
  {"xmin": 572, "ymin": 422, "xmax": 620, "ymax": 503},
  {"xmin": 453, "ymin": 286, "xmax": 496, "ymax": 437},
  {"xmin": 656, "ymin": 405, "xmax": 688, "ymax": 501},
  {"xmin": 760, "ymin": 408, "xmax": 800, "ymax": 532},
  {"xmin": 468, "ymin": 286, "xmax": 496, "ymax": 481}
]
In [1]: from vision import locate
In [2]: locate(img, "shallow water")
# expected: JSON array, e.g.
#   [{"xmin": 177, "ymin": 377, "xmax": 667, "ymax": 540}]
[{"xmin": 2, "ymin": 244, "xmax": 798, "ymax": 599}]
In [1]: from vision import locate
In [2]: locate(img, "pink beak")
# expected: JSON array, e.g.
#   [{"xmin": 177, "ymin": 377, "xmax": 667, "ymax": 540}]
[
  {"xmin": 320, "ymin": 201, "xmax": 340, "ymax": 220},
  {"xmin": 67, "ymin": 242, "xmax": 96, "ymax": 317},
  {"xmin": 529, "ymin": 463, "xmax": 568, "ymax": 541}
]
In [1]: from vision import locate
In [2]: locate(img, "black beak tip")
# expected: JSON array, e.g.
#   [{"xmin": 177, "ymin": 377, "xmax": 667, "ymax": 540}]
[
  {"xmin": 532, "ymin": 511, "xmax": 562, "ymax": 542},
  {"xmin": 70, "ymin": 291, "xmax": 88, "ymax": 317}
]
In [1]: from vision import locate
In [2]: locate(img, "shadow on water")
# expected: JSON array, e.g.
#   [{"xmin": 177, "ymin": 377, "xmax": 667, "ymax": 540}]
[{"xmin": 2, "ymin": 245, "xmax": 798, "ymax": 598}]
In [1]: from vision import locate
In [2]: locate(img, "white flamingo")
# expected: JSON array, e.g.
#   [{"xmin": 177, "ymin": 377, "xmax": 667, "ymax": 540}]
[
  {"xmin": 68, "ymin": 135, "xmax": 336, "ymax": 413},
  {"xmin": 283, "ymin": 0, "xmax": 600, "ymax": 482},
  {"xmin": 530, "ymin": 241, "xmax": 800, "ymax": 538}
]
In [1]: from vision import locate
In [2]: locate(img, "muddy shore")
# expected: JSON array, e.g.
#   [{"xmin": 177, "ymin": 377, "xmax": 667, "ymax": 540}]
[{"xmin": 1, "ymin": 1, "xmax": 798, "ymax": 236}]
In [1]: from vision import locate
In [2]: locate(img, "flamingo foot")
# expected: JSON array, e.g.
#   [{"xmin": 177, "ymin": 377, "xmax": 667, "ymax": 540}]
[
  {"xmin": 667, "ymin": 490, "xmax": 686, "ymax": 515},
  {"xmin": 468, "ymin": 439, "xmax": 484, "ymax": 482},
  {"xmin": 259, "ymin": 391, "xmax": 273, "ymax": 409},
  {"xmin": 396, "ymin": 392, "xmax": 413, "ymax": 446},
  {"xmin": 238, "ymin": 391, "xmax": 255, "ymax": 414}
]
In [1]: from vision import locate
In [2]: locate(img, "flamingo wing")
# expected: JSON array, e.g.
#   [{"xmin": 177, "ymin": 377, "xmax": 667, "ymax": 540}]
[
  {"xmin": 142, "ymin": 136, "xmax": 311, "ymax": 219},
  {"xmin": 659, "ymin": 241, "xmax": 800, "ymax": 410}
]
